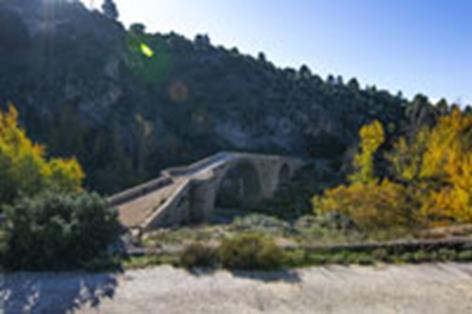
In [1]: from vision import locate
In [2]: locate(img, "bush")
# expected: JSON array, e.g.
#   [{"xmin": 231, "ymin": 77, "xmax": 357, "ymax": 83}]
[
  {"xmin": 355, "ymin": 253, "xmax": 375, "ymax": 265},
  {"xmin": 457, "ymin": 250, "xmax": 472, "ymax": 262},
  {"xmin": 329, "ymin": 251, "xmax": 350, "ymax": 265},
  {"xmin": 179, "ymin": 243, "xmax": 217, "ymax": 269},
  {"xmin": 372, "ymin": 249, "xmax": 388, "ymax": 261},
  {"xmin": 437, "ymin": 249, "xmax": 456, "ymax": 262},
  {"xmin": 229, "ymin": 214, "xmax": 291, "ymax": 236},
  {"xmin": 218, "ymin": 233, "xmax": 283, "ymax": 270},
  {"xmin": 282, "ymin": 249, "xmax": 307, "ymax": 267},
  {"xmin": 401, "ymin": 252, "xmax": 417, "ymax": 263},
  {"xmin": 306, "ymin": 253, "xmax": 329, "ymax": 265},
  {"xmin": 413, "ymin": 250, "xmax": 430, "ymax": 263},
  {"xmin": 2, "ymin": 192, "xmax": 120, "ymax": 270}
]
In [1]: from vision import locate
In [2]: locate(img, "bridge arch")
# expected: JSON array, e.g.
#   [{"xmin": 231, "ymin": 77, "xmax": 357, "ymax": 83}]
[
  {"xmin": 214, "ymin": 159, "xmax": 263, "ymax": 210},
  {"xmin": 278, "ymin": 163, "xmax": 291, "ymax": 187}
]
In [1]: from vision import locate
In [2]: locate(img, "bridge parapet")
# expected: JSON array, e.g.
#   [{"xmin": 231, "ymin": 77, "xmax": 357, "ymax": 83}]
[
  {"xmin": 163, "ymin": 152, "xmax": 231, "ymax": 177},
  {"xmin": 108, "ymin": 176, "xmax": 173, "ymax": 207}
]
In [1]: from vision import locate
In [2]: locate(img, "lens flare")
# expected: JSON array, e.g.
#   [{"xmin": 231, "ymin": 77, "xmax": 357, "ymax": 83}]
[{"xmin": 140, "ymin": 43, "xmax": 154, "ymax": 58}]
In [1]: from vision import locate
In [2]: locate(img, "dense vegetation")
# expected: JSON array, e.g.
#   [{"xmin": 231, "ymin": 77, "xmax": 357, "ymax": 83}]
[
  {"xmin": 2, "ymin": 192, "xmax": 119, "ymax": 270},
  {"xmin": 0, "ymin": 105, "xmax": 119, "ymax": 270},
  {"xmin": 314, "ymin": 108, "xmax": 472, "ymax": 233}
]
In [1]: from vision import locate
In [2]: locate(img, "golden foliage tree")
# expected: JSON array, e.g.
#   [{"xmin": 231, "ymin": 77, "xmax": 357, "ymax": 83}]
[
  {"xmin": 313, "ymin": 179, "xmax": 411, "ymax": 232},
  {"xmin": 418, "ymin": 109, "xmax": 472, "ymax": 224},
  {"xmin": 349, "ymin": 120, "xmax": 385, "ymax": 183},
  {"xmin": 0, "ymin": 104, "xmax": 84, "ymax": 205},
  {"xmin": 314, "ymin": 120, "xmax": 412, "ymax": 232},
  {"xmin": 315, "ymin": 108, "xmax": 472, "ymax": 232}
]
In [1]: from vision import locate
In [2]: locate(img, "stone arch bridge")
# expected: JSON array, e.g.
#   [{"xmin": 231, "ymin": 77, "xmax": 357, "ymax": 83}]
[{"xmin": 110, "ymin": 152, "xmax": 307, "ymax": 232}]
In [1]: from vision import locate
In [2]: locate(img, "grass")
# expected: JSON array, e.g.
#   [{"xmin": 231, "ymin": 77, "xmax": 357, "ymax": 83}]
[
  {"xmin": 118, "ymin": 246, "xmax": 472, "ymax": 272},
  {"xmin": 141, "ymin": 213, "xmax": 366, "ymax": 251},
  {"xmin": 131, "ymin": 211, "xmax": 472, "ymax": 271},
  {"xmin": 123, "ymin": 254, "xmax": 179, "ymax": 270},
  {"xmin": 75, "ymin": 246, "xmax": 472, "ymax": 273}
]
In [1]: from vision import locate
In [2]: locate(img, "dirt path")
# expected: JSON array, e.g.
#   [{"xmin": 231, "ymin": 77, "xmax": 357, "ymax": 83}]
[{"xmin": 2, "ymin": 263, "xmax": 472, "ymax": 313}]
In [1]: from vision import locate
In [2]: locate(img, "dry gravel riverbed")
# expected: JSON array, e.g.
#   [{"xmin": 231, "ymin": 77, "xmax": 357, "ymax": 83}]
[{"xmin": 1, "ymin": 263, "xmax": 472, "ymax": 313}]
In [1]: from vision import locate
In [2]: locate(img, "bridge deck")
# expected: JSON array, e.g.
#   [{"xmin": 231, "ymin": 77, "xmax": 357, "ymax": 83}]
[
  {"xmin": 118, "ymin": 178, "xmax": 185, "ymax": 228},
  {"xmin": 116, "ymin": 154, "xmax": 234, "ymax": 228}
]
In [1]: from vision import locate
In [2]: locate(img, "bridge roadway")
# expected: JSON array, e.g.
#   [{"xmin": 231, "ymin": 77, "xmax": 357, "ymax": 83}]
[
  {"xmin": 109, "ymin": 152, "xmax": 306, "ymax": 231},
  {"xmin": 113, "ymin": 153, "xmax": 234, "ymax": 229}
]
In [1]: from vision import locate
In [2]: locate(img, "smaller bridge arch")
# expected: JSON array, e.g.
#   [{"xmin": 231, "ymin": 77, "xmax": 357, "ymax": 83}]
[
  {"xmin": 214, "ymin": 159, "xmax": 263, "ymax": 210},
  {"xmin": 278, "ymin": 163, "xmax": 291, "ymax": 186}
]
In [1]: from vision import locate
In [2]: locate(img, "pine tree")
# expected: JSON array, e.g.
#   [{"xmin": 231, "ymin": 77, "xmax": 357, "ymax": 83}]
[{"xmin": 102, "ymin": 0, "xmax": 119, "ymax": 20}]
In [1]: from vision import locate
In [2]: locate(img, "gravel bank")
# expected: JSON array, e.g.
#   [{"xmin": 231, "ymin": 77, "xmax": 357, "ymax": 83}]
[{"xmin": 2, "ymin": 263, "xmax": 472, "ymax": 313}]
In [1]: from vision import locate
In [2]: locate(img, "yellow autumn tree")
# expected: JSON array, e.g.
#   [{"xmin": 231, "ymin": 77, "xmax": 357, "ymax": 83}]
[
  {"xmin": 316, "ymin": 108, "xmax": 472, "ymax": 233},
  {"xmin": 0, "ymin": 104, "xmax": 84, "ymax": 205},
  {"xmin": 349, "ymin": 120, "xmax": 385, "ymax": 183},
  {"xmin": 418, "ymin": 108, "xmax": 472, "ymax": 224},
  {"xmin": 313, "ymin": 179, "xmax": 412, "ymax": 231},
  {"xmin": 313, "ymin": 120, "xmax": 413, "ymax": 232},
  {"xmin": 387, "ymin": 127, "xmax": 430, "ymax": 182}
]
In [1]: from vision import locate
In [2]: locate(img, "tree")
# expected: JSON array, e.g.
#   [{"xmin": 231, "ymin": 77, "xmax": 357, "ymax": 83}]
[
  {"xmin": 313, "ymin": 119, "xmax": 415, "ymax": 233},
  {"xmin": 315, "ymin": 108, "xmax": 472, "ymax": 232},
  {"xmin": 347, "ymin": 78, "xmax": 360, "ymax": 91},
  {"xmin": 258, "ymin": 52, "xmax": 267, "ymax": 63},
  {"xmin": 313, "ymin": 179, "xmax": 412, "ymax": 232},
  {"xmin": 102, "ymin": 0, "xmax": 119, "ymax": 20},
  {"xmin": 436, "ymin": 98, "xmax": 449, "ymax": 115},
  {"xmin": 299, "ymin": 65, "xmax": 312, "ymax": 80},
  {"xmin": 418, "ymin": 108, "xmax": 472, "ymax": 224},
  {"xmin": 130, "ymin": 23, "xmax": 146, "ymax": 34},
  {"xmin": 387, "ymin": 127, "xmax": 430, "ymax": 182},
  {"xmin": 0, "ymin": 104, "xmax": 84, "ymax": 206},
  {"xmin": 349, "ymin": 120, "xmax": 385, "ymax": 183}
]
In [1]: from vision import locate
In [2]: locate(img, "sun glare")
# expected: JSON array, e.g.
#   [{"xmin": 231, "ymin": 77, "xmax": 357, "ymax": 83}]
[{"xmin": 140, "ymin": 43, "xmax": 155, "ymax": 58}]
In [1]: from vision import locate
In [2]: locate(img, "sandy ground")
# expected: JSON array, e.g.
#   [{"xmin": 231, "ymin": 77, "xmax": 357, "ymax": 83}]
[{"xmin": 1, "ymin": 263, "xmax": 472, "ymax": 314}]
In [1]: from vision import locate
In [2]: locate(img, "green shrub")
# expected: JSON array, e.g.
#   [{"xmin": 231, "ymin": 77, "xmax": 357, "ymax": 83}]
[
  {"xmin": 437, "ymin": 249, "xmax": 456, "ymax": 262},
  {"xmin": 82, "ymin": 255, "xmax": 122, "ymax": 272},
  {"xmin": 355, "ymin": 253, "xmax": 375, "ymax": 265},
  {"xmin": 329, "ymin": 251, "xmax": 350, "ymax": 265},
  {"xmin": 179, "ymin": 243, "xmax": 217, "ymax": 269},
  {"xmin": 123, "ymin": 254, "xmax": 178, "ymax": 269},
  {"xmin": 401, "ymin": 252, "xmax": 417, "ymax": 263},
  {"xmin": 345, "ymin": 253, "xmax": 359, "ymax": 264},
  {"xmin": 372, "ymin": 249, "xmax": 388, "ymax": 261},
  {"xmin": 457, "ymin": 250, "xmax": 472, "ymax": 262},
  {"xmin": 413, "ymin": 250, "xmax": 430, "ymax": 263},
  {"xmin": 282, "ymin": 249, "xmax": 307, "ymax": 267},
  {"xmin": 2, "ymin": 192, "xmax": 120, "ymax": 270},
  {"xmin": 306, "ymin": 253, "xmax": 329, "ymax": 265},
  {"xmin": 218, "ymin": 233, "xmax": 283, "ymax": 270}
]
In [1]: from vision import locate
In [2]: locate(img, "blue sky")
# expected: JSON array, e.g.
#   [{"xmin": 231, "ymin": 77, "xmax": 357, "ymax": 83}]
[{"xmin": 93, "ymin": 0, "xmax": 471, "ymax": 105}]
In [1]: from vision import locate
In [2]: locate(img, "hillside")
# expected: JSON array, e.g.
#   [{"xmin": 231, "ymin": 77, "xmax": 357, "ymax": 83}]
[{"xmin": 0, "ymin": 0, "xmax": 451, "ymax": 193}]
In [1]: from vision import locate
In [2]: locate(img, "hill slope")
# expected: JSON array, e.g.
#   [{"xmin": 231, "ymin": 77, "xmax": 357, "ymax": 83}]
[{"xmin": 0, "ymin": 0, "xmax": 413, "ymax": 193}]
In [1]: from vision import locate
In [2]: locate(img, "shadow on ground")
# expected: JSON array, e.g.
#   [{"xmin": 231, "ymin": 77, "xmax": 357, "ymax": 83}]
[
  {"xmin": 0, "ymin": 272, "xmax": 119, "ymax": 313},
  {"xmin": 187, "ymin": 268, "xmax": 301, "ymax": 284},
  {"xmin": 230, "ymin": 269, "xmax": 301, "ymax": 283}
]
